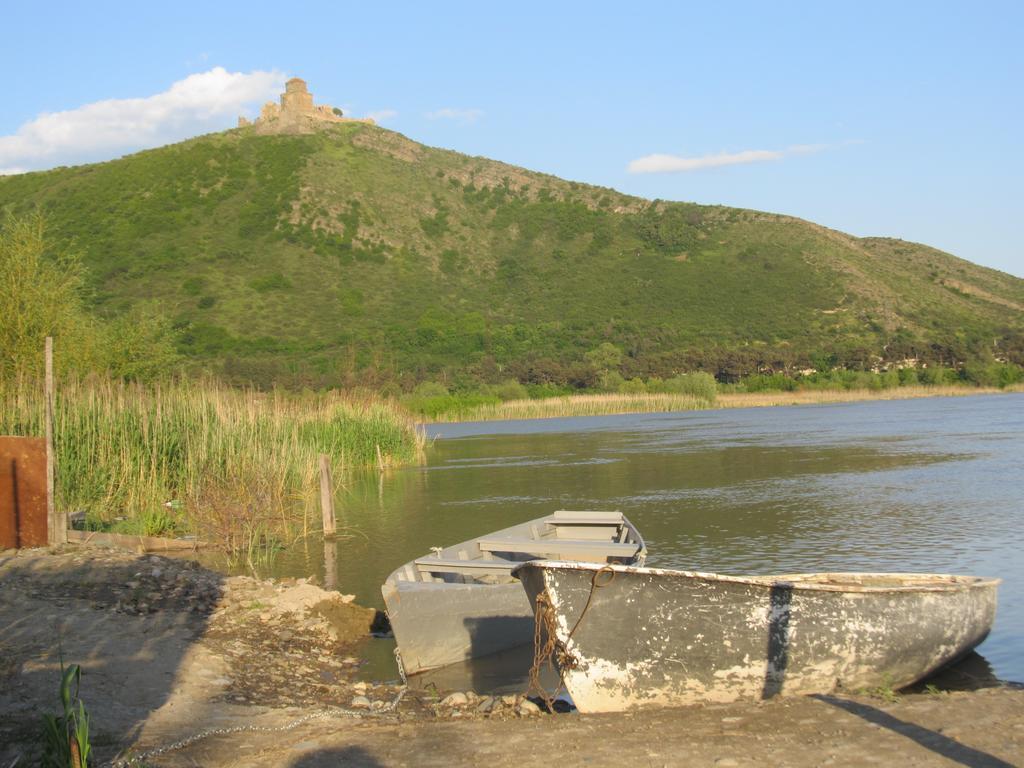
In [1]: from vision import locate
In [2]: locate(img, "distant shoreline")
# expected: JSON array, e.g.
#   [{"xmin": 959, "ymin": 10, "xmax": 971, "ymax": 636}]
[
  {"xmin": 717, "ymin": 384, "xmax": 1023, "ymax": 410},
  {"xmin": 429, "ymin": 384, "xmax": 1024, "ymax": 424}
]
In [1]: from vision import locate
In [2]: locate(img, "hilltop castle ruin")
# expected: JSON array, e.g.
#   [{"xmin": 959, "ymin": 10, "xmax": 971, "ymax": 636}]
[{"xmin": 239, "ymin": 78, "xmax": 374, "ymax": 132}]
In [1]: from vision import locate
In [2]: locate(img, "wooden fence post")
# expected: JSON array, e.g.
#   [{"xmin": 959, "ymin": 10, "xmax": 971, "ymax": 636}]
[
  {"xmin": 319, "ymin": 454, "xmax": 336, "ymax": 537},
  {"xmin": 45, "ymin": 337, "xmax": 66, "ymax": 546}
]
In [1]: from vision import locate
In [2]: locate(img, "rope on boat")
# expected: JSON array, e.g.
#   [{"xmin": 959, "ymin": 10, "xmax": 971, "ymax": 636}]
[{"xmin": 527, "ymin": 564, "xmax": 615, "ymax": 711}]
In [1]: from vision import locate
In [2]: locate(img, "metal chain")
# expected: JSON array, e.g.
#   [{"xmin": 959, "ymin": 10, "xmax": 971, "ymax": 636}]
[
  {"xmin": 393, "ymin": 646, "xmax": 408, "ymax": 686},
  {"xmin": 527, "ymin": 590, "xmax": 568, "ymax": 711},
  {"xmin": 526, "ymin": 565, "xmax": 615, "ymax": 711},
  {"xmin": 106, "ymin": 686, "xmax": 407, "ymax": 767}
]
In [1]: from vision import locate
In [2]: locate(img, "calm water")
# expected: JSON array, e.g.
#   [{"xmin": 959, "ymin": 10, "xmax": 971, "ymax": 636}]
[{"xmin": 265, "ymin": 393, "xmax": 1024, "ymax": 687}]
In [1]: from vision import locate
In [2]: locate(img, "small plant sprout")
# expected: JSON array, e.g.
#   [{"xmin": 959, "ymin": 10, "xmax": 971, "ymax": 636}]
[{"xmin": 41, "ymin": 662, "xmax": 92, "ymax": 768}]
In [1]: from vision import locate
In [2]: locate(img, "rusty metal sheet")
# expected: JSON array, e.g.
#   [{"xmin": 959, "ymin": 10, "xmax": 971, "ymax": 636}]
[{"xmin": 0, "ymin": 436, "xmax": 48, "ymax": 549}]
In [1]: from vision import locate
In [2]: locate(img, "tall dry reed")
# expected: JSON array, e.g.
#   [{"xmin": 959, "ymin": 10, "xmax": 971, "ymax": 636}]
[
  {"xmin": 716, "ymin": 385, "xmax": 1015, "ymax": 409},
  {"xmin": 0, "ymin": 375, "xmax": 426, "ymax": 536},
  {"xmin": 427, "ymin": 384, "xmax": 1022, "ymax": 423},
  {"xmin": 431, "ymin": 392, "xmax": 712, "ymax": 422}
]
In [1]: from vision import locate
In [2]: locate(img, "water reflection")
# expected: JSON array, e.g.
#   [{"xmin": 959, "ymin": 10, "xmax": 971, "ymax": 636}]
[{"xmin": 261, "ymin": 394, "xmax": 1023, "ymax": 686}]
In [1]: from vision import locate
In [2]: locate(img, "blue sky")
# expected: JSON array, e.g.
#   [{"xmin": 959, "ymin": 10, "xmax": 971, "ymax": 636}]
[{"xmin": 2, "ymin": 1, "xmax": 1021, "ymax": 276}]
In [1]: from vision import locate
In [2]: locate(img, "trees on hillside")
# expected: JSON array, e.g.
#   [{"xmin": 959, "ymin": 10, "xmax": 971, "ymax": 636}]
[{"xmin": 0, "ymin": 214, "xmax": 180, "ymax": 381}]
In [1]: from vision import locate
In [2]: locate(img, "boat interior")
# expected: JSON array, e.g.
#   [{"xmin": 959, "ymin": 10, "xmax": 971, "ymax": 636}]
[{"xmin": 393, "ymin": 510, "xmax": 646, "ymax": 586}]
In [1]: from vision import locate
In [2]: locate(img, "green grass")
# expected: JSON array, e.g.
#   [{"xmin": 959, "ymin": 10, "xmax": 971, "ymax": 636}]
[
  {"xmin": 0, "ymin": 375, "xmax": 426, "ymax": 540},
  {"xmin": 0, "ymin": 123, "xmax": 1021, "ymax": 390}
]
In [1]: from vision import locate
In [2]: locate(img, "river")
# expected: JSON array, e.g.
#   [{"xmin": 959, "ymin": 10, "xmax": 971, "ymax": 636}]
[{"xmin": 264, "ymin": 393, "xmax": 1024, "ymax": 689}]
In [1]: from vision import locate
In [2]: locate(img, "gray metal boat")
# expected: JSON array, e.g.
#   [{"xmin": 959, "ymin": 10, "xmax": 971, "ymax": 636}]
[
  {"xmin": 515, "ymin": 561, "xmax": 999, "ymax": 712},
  {"xmin": 382, "ymin": 511, "xmax": 646, "ymax": 676}
]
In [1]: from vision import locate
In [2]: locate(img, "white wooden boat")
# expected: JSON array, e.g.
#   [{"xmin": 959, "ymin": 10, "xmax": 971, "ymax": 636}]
[
  {"xmin": 515, "ymin": 561, "xmax": 999, "ymax": 712},
  {"xmin": 381, "ymin": 511, "xmax": 646, "ymax": 675}
]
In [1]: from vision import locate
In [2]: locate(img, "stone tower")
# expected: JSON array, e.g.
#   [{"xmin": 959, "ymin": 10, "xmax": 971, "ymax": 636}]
[
  {"xmin": 240, "ymin": 77, "xmax": 375, "ymax": 132},
  {"xmin": 280, "ymin": 78, "xmax": 314, "ymax": 116}
]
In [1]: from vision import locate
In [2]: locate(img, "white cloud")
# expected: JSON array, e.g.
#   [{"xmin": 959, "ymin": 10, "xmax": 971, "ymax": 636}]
[
  {"xmin": 628, "ymin": 143, "xmax": 835, "ymax": 174},
  {"xmin": 0, "ymin": 67, "xmax": 284, "ymax": 175},
  {"xmin": 366, "ymin": 109, "xmax": 398, "ymax": 123},
  {"xmin": 425, "ymin": 107, "xmax": 483, "ymax": 123}
]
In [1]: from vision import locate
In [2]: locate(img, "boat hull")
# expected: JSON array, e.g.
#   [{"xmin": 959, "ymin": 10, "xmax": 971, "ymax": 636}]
[
  {"xmin": 381, "ymin": 580, "xmax": 533, "ymax": 675},
  {"xmin": 382, "ymin": 511, "xmax": 645, "ymax": 675},
  {"xmin": 515, "ymin": 562, "xmax": 999, "ymax": 712}
]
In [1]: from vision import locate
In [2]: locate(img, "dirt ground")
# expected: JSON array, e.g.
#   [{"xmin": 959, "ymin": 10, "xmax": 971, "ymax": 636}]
[{"xmin": 2, "ymin": 548, "xmax": 1021, "ymax": 768}]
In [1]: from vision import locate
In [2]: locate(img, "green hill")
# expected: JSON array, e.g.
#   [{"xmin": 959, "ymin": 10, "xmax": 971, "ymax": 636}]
[{"xmin": 1, "ymin": 122, "xmax": 1021, "ymax": 389}]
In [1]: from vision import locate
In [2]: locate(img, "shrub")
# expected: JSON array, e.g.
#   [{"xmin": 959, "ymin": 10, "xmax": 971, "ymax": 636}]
[
  {"xmin": 619, "ymin": 377, "xmax": 647, "ymax": 394},
  {"xmin": 897, "ymin": 367, "xmax": 919, "ymax": 386},
  {"xmin": 182, "ymin": 276, "xmax": 206, "ymax": 295},
  {"xmin": 879, "ymin": 369, "xmax": 901, "ymax": 389},
  {"xmin": 962, "ymin": 362, "xmax": 1023, "ymax": 388},
  {"xmin": 412, "ymin": 381, "xmax": 449, "ymax": 398},
  {"xmin": 586, "ymin": 343, "xmax": 623, "ymax": 372},
  {"xmin": 100, "ymin": 307, "xmax": 181, "ymax": 381},
  {"xmin": 493, "ymin": 379, "xmax": 528, "ymax": 401},
  {"xmin": 249, "ymin": 272, "xmax": 292, "ymax": 292},
  {"xmin": 598, "ymin": 371, "xmax": 625, "ymax": 392},
  {"xmin": 401, "ymin": 391, "xmax": 500, "ymax": 420},
  {"xmin": 663, "ymin": 372, "xmax": 717, "ymax": 402},
  {"xmin": 920, "ymin": 366, "xmax": 955, "ymax": 385},
  {"xmin": 524, "ymin": 382, "xmax": 574, "ymax": 399},
  {"xmin": 739, "ymin": 373, "xmax": 797, "ymax": 392},
  {"xmin": 645, "ymin": 376, "xmax": 666, "ymax": 392}
]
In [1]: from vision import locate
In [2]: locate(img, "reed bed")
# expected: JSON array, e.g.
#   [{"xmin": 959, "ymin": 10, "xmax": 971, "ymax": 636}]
[
  {"xmin": 429, "ymin": 384, "xmax": 1022, "ymax": 423},
  {"xmin": 431, "ymin": 392, "xmax": 712, "ymax": 422},
  {"xmin": 716, "ymin": 384, "xmax": 1015, "ymax": 409},
  {"xmin": 0, "ymin": 376, "xmax": 426, "ymax": 540}
]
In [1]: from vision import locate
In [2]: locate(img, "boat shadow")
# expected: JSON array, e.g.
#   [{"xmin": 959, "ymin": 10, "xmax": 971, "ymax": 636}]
[
  {"xmin": 404, "ymin": 615, "xmax": 556, "ymax": 695},
  {"xmin": 288, "ymin": 746, "xmax": 385, "ymax": 767},
  {"xmin": 464, "ymin": 614, "xmax": 564, "ymax": 696},
  {"xmin": 764, "ymin": 584, "xmax": 1014, "ymax": 767},
  {"xmin": 909, "ymin": 650, "xmax": 1016, "ymax": 692},
  {"xmin": 811, "ymin": 693, "xmax": 1016, "ymax": 768}
]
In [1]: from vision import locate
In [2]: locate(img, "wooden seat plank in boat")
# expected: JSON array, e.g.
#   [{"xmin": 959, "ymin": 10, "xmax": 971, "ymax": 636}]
[
  {"xmin": 476, "ymin": 537, "xmax": 639, "ymax": 558},
  {"xmin": 414, "ymin": 557, "xmax": 516, "ymax": 576},
  {"xmin": 551, "ymin": 510, "xmax": 624, "ymax": 525}
]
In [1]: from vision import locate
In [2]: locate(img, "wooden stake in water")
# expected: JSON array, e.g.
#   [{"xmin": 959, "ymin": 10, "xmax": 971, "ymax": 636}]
[
  {"xmin": 323, "ymin": 538, "xmax": 337, "ymax": 591},
  {"xmin": 45, "ymin": 336, "xmax": 65, "ymax": 545},
  {"xmin": 319, "ymin": 454, "xmax": 336, "ymax": 537}
]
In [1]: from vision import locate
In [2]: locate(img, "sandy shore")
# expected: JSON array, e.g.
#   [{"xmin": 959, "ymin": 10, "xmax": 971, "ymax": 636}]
[{"xmin": 2, "ymin": 548, "xmax": 1021, "ymax": 767}]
